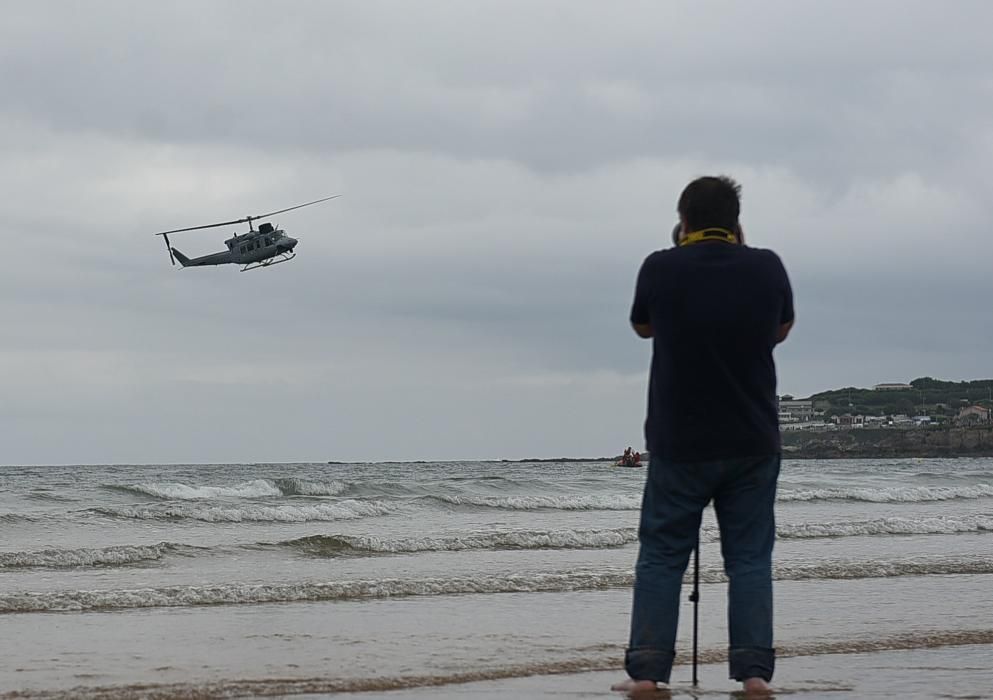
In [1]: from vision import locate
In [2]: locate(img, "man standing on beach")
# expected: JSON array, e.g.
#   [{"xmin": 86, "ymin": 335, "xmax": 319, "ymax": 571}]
[{"xmin": 614, "ymin": 176, "xmax": 794, "ymax": 695}]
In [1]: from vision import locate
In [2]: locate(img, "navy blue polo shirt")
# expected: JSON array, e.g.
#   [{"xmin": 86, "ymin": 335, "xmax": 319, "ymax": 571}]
[{"xmin": 630, "ymin": 241, "xmax": 793, "ymax": 462}]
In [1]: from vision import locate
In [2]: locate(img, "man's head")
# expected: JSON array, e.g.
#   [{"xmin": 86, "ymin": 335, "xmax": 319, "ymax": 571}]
[{"xmin": 677, "ymin": 175, "xmax": 741, "ymax": 234}]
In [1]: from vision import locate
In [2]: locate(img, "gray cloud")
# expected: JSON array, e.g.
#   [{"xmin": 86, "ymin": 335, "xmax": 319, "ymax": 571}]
[
  {"xmin": 5, "ymin": 2, "xmax": 991, "ymax": 177},
  {"xmin": 2, "ymin": 1, "xmax": 991, "ymax": 463}
]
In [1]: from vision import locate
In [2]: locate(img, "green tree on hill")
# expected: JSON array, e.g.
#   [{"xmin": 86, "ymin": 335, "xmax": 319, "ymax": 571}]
[{"xmin": 807, "ymin": 377, "xmax": 993, "ymax": 416}]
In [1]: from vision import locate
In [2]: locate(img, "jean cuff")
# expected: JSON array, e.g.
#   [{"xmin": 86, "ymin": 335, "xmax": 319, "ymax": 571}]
[
  {"xmin": 728, "ymin": 646, "xmax": 775, "ymax": 681},
  {"xmin": 625, "ymin": 647, "xmax": 675, "ymax": 683}
]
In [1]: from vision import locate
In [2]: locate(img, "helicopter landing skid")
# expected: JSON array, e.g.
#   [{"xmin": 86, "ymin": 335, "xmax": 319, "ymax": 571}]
[{"xmin": 241, "ymin": 252, "xmax": 296, "ymax": 272}]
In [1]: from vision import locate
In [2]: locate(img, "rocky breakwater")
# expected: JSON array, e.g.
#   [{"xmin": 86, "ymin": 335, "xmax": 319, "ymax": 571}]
[{"xmin": 782, "ymin": 426, "xmax": 993, "ymax": 459}]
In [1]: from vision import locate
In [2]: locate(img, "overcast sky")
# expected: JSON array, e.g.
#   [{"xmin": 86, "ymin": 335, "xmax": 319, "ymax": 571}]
[{"xmin": 2, "ymin": 1, "xmax": 991, "ymax": 464}]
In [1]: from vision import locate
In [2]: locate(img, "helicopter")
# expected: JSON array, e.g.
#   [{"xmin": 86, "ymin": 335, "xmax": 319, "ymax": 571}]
[{"xmin": 153, "ymin": 195, "xmax": 341, "ymax": 271}]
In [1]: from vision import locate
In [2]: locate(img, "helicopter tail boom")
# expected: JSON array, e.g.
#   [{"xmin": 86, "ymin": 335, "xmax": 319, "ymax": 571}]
[{"xmin": 170, "ymin": 248, "xmax": 234, "ymax": 267}]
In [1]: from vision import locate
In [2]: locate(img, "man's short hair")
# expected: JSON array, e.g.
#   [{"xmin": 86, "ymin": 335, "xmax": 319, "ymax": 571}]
[{"xmin": 677, "ymin": 176, "xmax": 741, "ymax": 231}]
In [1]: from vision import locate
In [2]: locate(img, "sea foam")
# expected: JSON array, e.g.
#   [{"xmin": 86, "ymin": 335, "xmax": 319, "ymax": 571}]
[
  {"xmin": 112, "ymin": 479, "xmax": 283, "ymax": 500},
  {"xmin": 0, "ymin": 543, "xmax": 191, "ymax": 569},
  {"xmin": 779, "ymin": 483, "xmax": 993, "ymax": 503},
  {"xmin": 5, "ymin": 556, "xmax": 990, "ymax": 613},
  {"xmin": 91, "ymin": 499, "xmax": 395, "ymax": 522},
  {"xmin": 777, "ymin": 514, "xmax": 993, "ymax": 538},
  {"xmin": 280, "ymin": 527, "xmax": 640, "ymax": 555},
  {"xmin": 431, "ymin": 494, "xmax": 642, "ymax": 510}
]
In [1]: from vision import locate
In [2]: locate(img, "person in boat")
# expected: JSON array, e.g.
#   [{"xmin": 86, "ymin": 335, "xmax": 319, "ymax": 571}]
[{"xmin": 618, "ymin": 447, "xmax": 633, "ymax": 467}]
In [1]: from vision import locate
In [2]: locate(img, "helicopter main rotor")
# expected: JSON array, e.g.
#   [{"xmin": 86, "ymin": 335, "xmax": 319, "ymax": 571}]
[{"xmin": 153, "ymin": 194, "xmax": 342, "ymax": 236}]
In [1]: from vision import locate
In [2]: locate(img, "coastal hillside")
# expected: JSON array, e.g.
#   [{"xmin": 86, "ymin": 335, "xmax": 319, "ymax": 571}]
[
  {"xmin": 777, "ymin": 377, "xmax": 993, "ymax": 457},
  {"xmin": 805, "ymin": 377, "xmax": 993, "ymax": 419}
]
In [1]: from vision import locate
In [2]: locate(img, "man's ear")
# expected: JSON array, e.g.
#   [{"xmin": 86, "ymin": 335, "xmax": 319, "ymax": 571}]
[{"xmin": 672, "ymin": 216, "xmax": 689, "ymax": 246}]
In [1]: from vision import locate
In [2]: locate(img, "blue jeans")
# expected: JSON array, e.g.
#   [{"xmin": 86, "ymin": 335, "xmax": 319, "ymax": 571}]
[{"xmin": 625, "ymin": 453, "xmax": 779, "ymax": 683}]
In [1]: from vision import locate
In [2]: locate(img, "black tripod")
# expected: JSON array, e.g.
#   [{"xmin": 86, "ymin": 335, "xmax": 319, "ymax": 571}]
[{"xmin": 688, "ymin": 543, "xmax": 701, "ymax": 686}]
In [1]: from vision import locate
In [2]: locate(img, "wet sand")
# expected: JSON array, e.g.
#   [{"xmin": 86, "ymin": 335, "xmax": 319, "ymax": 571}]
[{"xmin": 321, "ymin": 643, "xmax": 993, "ymax": 699}]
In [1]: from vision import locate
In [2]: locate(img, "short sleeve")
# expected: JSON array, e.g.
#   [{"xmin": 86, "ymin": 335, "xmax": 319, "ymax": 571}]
[
  {"xmin": 775, "ymin": 253, "xmax": 795, "ymax": 324},
  {"xmin": 630, "ymin": 256, "xmax": 652, "ymax": 325}
]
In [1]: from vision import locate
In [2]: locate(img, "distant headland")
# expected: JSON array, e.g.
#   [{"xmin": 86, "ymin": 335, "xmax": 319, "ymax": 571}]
[
  {"xmin": 329, "ymin": 378, "xmax": 993, "ymax": 463},
  {"xmin": 543, "ymin": 377, "xmax": 993, "ymax": 461},
  {"xmin": 778, "ymin": 376, "xmax": 993, "ymax": 458},
  {"xmin": 503, "ymin": 425, "xmax": 993, "ymax": 462}
]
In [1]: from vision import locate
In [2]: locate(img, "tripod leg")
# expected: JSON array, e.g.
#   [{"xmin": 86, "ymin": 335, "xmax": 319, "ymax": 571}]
[{"xmin": 690, "ymin": 544, "xmax": 700, "ymax": 686}]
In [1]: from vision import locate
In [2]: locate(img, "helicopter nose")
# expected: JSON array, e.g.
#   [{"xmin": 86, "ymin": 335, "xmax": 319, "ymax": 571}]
[{"xmin": 279, "ymin": 237, "xmax": 298, "ymax": 252}]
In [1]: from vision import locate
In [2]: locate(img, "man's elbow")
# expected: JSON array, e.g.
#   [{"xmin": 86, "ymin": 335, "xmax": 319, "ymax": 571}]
[
  {"xmin": 776, "ymin": 320, "xmax": 794, "ymax": 344},
  {"xmin": 632, "ymin": 323, "xmax": 653, "ymax": 339}
]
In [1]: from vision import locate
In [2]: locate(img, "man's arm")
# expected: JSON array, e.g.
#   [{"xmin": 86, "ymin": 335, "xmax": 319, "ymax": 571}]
[
  {"xmin": 630, "ymin": 256, "xmax": 655, "ymax": 339},
  {"xmin": 774, "ymin": 251, "xmax": 794, "ymax": 345}
]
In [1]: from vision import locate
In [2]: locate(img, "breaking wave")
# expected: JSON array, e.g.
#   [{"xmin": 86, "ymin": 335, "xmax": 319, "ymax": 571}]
[
  {"xmin": 0, "ymin": 570, "xmax": 633, "ymax": 613},
  {"xmin": 770, "ymin": 556, "xmax": 993, "ymax": 581},
  {"xmin": 108, "ymin": 479, "xmax": 283, "ymax": 500},
  {"xmin": 280, "ymin": 515, "xmax": 993, "ymax": 558},
  {"xmin": 271, "ymin": 478, "xmax": 348, "ymax": 496},
  {"xmin": 418, "ymin": 485, "xmax": 993, "ymax": 511},
  {"xmin": 26, "ymin": 491, "xmax": 79, "ymax": 503},
  {"xmin": 0, "ymin": 543, "xmax": 196, "ymax": 569},
  {"xmin": 0, "ymin": 512, "xmax": 39, "ymax": 523},
  {"xmin": 91, "ymin": 478, "xmax": 993, "ymax": 509},
  {"xmin": 5, "ymin": 556, "xmax": 992, "ymax": 613},
  {"xmin": 779, "ymin": 483, "xmax": 993, "ymax": 503},
  {"xmin": 8, "ymin": 515, "xmax": 979, "ymax": 572},
  {"xmin": 776, "ymin": 514, "xmax": 993, "ymax": 539},
  {"xmin": 90, "ymin": 499, "xmax": 395, "ymax": 523},
  {"xmin": 280, "ymin": 528, "xmax": 639, "ymax": 556},
  {"xmin": 430, "ymin": 494, "xmax": 642, "ymax": 510},
  {"xmin": 106, "ymin": 478, "xmax": 349, "ymax": 500}
]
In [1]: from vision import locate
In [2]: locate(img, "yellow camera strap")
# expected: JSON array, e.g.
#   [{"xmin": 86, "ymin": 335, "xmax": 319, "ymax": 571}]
[{"xmin": 678, "ymin": 227, "xmax": 739, "ymax": 247}]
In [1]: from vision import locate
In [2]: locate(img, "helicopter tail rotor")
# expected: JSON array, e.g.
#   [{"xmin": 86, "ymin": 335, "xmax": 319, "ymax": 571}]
[
  {"xmin": 162, "ymin": 233, "xmax": 176, "ymax": 266},
  {"xmin": 171, "ymin": 248, "xmax": 192, "ymax": 267}
]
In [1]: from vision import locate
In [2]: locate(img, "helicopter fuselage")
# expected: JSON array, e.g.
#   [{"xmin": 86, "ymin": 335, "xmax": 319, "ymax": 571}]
[{"xmin": 171, "ymin": 224, "xmax": 298, "ymax": 270}]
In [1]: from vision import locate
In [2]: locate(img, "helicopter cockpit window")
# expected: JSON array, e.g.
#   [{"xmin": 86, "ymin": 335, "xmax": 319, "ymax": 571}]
[{"xmin": 264, "ymin": 237, "xmax": 272, "ymax": 246}]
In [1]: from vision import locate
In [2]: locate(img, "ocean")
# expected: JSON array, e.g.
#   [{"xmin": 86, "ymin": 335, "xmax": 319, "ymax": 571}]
[{"xmin": 1, "ymin": 458, "xmax": 991, "ymax": 698}]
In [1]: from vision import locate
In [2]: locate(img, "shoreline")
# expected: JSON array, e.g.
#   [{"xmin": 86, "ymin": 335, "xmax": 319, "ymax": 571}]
[
  {"xmin": 503, "ymin": 451, "xmax": 993, "ymax": 461},
  {"xmin": 782, "ymin": 449, "xmax": 993, "ymax": 459},
  {"xmin": 326, "ymin": 641, "xmax": 993, "ymax": 699}
]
